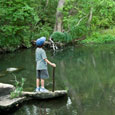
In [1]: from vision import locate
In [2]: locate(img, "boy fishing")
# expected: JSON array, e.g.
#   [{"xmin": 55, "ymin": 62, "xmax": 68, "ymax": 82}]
[{"xmin": 35, "ymin": 37, "xmax": 56, "ymax": 92}]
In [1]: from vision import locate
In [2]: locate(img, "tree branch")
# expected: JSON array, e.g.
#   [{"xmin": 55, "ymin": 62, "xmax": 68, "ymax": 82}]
[
  {"xmin": 46, "ymin": 0, "xmax": 49, "ymax": 7},
  {"xmin": 76, "ymin": 15, "xmax": 88, "ymax": 27},
  {"xmin": 87, "ymin": 7, "xmax": 93, "ymax": 25},
  {"xmin": 49, "ymin": 37, "xmax": 58, "ymax": 51},
  {"xmin": 67, "ymin": 14, "xmax": 88, "ymax": 33}
]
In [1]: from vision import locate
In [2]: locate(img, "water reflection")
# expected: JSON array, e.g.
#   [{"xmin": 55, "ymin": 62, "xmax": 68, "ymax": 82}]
[
  {"xmin": 0, "ymin": 44, "xmax": 115, "ymax": 115},
  {"xmin": 13, "ymin": 97, "xmax": 68, "ymax": 115}
]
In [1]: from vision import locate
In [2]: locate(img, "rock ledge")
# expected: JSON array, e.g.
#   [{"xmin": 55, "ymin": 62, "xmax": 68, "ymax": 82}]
[{"xmin": 0, "ymin": 83, "xmax": 67, "ymax": 113}]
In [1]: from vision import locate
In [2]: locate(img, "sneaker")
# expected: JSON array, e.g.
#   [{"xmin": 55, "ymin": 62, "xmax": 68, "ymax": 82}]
[
  {"xmin": 40, "ymin": 88, "xmax": 49, "ymax": 92},
  {"xmin": 35, "ymin": 87, "xmax": 40, "ymax": 92}
]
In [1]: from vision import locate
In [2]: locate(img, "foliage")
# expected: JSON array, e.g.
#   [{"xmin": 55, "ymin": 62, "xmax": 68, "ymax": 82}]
[
  {"xmin": 51, "ymin": 32, "xmax": 65, "ymax": 42},
  {"xmin": 0, "ymin": 0, "xmax": 58, "ymax": 51},
  {"xmin": 0, "ymin": 0, "xmax": 115, "ymax": 51},
  {"xmin": 62, "ymin": 0, "xmax": 115, "ymax": 42},
  {"xmin": 30, "ymin": 0, "xmax": 58, "ymax": 40},
  {"xmin": 63, "ymin": 0, "xmax": 115, "ymax": 29},
  {"xmin": 91, "ymin": 0, "xmax": 115, "ymax": 29},
  {"xmin": 51, "ymin": 31, "xmax": 72, "ymax": 43},
  {"xmin": 101, "ymin": 27, "xmax": 115, "ymax": 36},
  {"xmin": 34, "ymin": 25, "xmax": 53, "ymax": 40},
  {"xmin": 0, "ymin": 0, "xmax": 39, "ymax": 51},
  {"xmin": 10, "ymin": 75, "xmax": 25, "ymax": 98},
  {"xmin": 81, "ymin": 31, "xmax": 115, "ymax": 44}
]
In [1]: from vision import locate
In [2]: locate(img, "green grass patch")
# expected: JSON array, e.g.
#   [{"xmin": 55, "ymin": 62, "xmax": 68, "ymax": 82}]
[
  {"xmin": 81, "ymin": 28, "xmax": 115, "ymax": 44},
  {"xmin": 101, "ymin": 28, "xmax": 115, "ymax": 36}
]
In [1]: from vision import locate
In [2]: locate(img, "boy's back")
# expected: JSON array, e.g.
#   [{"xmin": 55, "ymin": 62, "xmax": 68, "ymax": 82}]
[{"xmin": 36, "ymin": 48, "xmax": 47, "ymax": 70}]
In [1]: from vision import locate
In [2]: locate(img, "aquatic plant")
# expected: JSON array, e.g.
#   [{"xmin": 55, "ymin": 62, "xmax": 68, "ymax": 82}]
[{"xmin": 10, "ymin": 74, "xmax": 25, "ymax": 98}]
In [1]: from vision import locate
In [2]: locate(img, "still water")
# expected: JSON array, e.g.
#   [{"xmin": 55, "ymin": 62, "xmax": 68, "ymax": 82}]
[{"xmin": 0, "ymin": 44, "xmax": 115, "ymax": 115}]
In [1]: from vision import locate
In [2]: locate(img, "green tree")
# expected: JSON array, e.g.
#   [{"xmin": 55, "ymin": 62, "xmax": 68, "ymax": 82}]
[
  {"xmin": 62, "ymin": 0, "xmax": 115, "ymax": 41},
  {"xmin": 0, "ymin": 0, "xmax": 39, "ymax": 51}
]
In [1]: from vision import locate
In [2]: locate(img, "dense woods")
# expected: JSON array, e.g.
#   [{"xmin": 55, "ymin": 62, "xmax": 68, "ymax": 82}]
[{"xmin": 0, "ymin": 0, "xmax": 115, "ymax": 51}]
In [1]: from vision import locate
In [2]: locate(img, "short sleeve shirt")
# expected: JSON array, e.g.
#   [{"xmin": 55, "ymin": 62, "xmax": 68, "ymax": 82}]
[{"xmin": 35, "ymin": 48, "xmax": 47, "ymax": 70}]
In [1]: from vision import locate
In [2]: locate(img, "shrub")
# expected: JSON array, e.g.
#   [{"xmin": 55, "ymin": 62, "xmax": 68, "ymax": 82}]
[{"xmin": 51, "ymin": 31, "xmax": 72, "ymax": 43}]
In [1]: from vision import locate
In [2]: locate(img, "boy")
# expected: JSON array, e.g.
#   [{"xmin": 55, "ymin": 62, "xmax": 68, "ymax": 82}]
[{"xmin": 35, "ymin": 37, "xmax": 56, "ymax": 92}]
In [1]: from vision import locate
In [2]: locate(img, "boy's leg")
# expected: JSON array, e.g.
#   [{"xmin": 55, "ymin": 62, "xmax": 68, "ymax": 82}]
[
  {"xmin": 40, "ymin": 79, "xmax": 49, "ymax": 92},
  {"xmin": 41, "ymin": 79, "xmax": 44, "ymax": 88},
  {"xmin": 36, "ymin": 78, "xmax": 40, "ymax": 88}
]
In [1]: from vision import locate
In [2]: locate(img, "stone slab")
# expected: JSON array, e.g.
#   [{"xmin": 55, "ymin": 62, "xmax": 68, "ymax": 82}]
[
  {"xmin": 0, "ymin": 83, "xmax": 68, "ymax": 113},
  {"xmin": 0, "ymin": 90, "xmax": 67, "ymax": 112},
  {"xmin": 22, "ymin": 90, "xmax": 67, "ymax": 99},
  {"xmin": 0, "ymin": 83, "xmax": 15, "ymax": 96}
]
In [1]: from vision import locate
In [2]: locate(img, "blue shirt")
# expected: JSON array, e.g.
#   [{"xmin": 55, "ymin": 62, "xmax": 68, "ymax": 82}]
[{"xmin": 35, "ymin": 48, "xmax": 47, "ymax": 70}]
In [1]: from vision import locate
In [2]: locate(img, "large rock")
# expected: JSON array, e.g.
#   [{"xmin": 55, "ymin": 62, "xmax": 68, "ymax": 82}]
[
  {"xmin": 0, "ymin": 90, "xmax": 68, "ymax": 113},
  {"xmin": 0, "ymin": 83, "xmax": 15, "ymax": 96},
  {"xmin": 0, "ymin": 83, "xmax": 68, "ymax": 113},
  {"xmin": 22, "ymin": 90, "xmax": 67, "ymax": 99}
]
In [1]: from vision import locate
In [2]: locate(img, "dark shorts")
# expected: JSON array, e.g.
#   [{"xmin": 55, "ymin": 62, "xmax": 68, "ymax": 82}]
[{"xmin": 36, "ymin": 70, "xmax": 49, "ymax": 79}]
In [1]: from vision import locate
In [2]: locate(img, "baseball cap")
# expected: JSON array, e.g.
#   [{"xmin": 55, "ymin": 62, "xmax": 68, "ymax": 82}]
[{"xmin": 36, "ymin": 37, "xmax": 46, "ymax": 46}]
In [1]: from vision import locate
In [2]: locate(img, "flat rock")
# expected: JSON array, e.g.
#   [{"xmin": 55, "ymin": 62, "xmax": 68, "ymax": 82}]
[
  {"xmin": 0, "ymin": 83, "xmax": 68, "ymax": 113},
  {"xmin": 22, "ymin": 90, "xmax": 67, "ymax": 99},
  {"xmin": 0, "ymin": 90, "xmax": 67, "ymax": 107},
  {"xmin": 0, "ymin": 95, "xmax": 26, "ymax": 107},
  {"xmin": 0, "ymin": 83, "xmax": 15, "ymax": 96}
]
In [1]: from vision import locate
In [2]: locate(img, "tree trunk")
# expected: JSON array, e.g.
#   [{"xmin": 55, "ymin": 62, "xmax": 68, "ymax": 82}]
[
  {"xmin": 87, "ymin": 7, "xmax": 93, "ymax": 26},
  {"xmin": 46, "ymin": 0, "xmax": 49, "ymax": 7},
  {"xmin": 54, "ymin": 0, "xmax": 65, "ymax": 32}
]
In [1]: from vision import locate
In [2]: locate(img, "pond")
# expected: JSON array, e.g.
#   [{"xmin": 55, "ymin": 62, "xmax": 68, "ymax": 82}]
[{"xmin": 0, "ymin": 43, "xmax": 115, "ymax": 115}]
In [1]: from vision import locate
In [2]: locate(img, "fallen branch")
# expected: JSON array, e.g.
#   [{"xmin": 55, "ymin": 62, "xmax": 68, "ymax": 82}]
[
  {"xmin": 74, "ymin": 35, "xmax": 86, "ymax": 42},
  {"xmin": 49, "ymin": 37, "xmax": 58, "ymax": 51}
]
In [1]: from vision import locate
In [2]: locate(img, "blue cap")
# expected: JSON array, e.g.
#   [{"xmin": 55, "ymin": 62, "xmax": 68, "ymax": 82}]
[{"xmin": 36, "ymin": 37, "xmax": 46, "ymax": 46}]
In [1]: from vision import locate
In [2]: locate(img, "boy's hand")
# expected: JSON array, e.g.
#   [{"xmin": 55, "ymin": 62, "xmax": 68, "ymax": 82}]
[
  {"xmin": 52, "ymin": 63, "xmax": 56, "ymax": 67},
  {"xmin": 44, "ymin": 59, "xmax": 56, "ymax": 67}
]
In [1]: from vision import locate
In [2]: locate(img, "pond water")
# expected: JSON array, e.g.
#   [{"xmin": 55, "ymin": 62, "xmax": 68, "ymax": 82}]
[{"xmin": 0, "ymin": 44, "xmax": 115, "ymax": 115}]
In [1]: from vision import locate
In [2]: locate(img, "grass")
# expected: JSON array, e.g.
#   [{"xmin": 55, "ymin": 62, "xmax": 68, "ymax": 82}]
[{"xmin": 81, "ymin": 27, "xmax": 115, "ymax": 44}]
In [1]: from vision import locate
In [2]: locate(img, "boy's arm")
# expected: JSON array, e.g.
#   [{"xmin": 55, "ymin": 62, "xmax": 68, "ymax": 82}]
[{"xmin": 44, "ymin": 59, "xmax": 56, "ymax": 67}]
